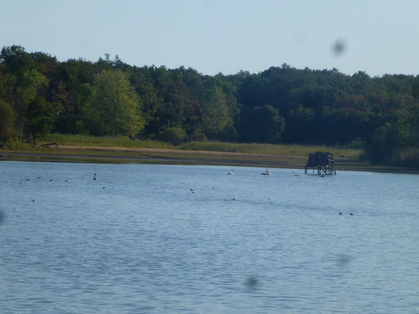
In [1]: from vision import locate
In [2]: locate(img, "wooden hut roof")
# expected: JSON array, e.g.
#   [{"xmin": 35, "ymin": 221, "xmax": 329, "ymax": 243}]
[{"xmin": 306, "ymin": 151, "xmax": 335, "ymax": 167}]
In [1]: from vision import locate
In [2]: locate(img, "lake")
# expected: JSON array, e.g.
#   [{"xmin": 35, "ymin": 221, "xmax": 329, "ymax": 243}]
[{"xmin": 1, "ymin": 161, "xmax": 419, "ymax": 313}]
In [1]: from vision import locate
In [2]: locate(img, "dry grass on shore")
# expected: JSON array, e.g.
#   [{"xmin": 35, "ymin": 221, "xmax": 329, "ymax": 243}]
[
  {"xmin": 39, "ymin": 134, "xmax": 362, "ymax": 158},
  {"xmin": 2, "ymin": 137, "xmax": 416, "ymax": 173},
  {"xmin": 0, "ymin": 134, "xmax": 367, "ymax": 170}
]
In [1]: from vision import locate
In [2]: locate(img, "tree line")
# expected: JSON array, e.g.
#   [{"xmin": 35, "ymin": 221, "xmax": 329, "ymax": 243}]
[{"xmin": 1, "ymin": 45, "xmax": 419, "ymax": 167}]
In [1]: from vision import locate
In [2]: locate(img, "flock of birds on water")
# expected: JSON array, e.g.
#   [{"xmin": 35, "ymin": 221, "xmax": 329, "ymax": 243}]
[
  {"xmin": 21, "ymin": 172, "xmax": 111, "ymax": 203},
  {"xmin": 213, "ymin": 168, "xmax": 353, "ymax": 216},
  {"xmin": 21, "ymin": 169, "xmax": 354, "ymax": 216}
]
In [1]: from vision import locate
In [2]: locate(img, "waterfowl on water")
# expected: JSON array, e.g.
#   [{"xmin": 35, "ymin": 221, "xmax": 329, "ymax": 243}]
[
  {"xmin": 261, "ymin": 169, "xmax": 271, "ymax": 175},
  {"xmin": 93, "ymin": 173, "xmax": 98, "ymax": 180}
]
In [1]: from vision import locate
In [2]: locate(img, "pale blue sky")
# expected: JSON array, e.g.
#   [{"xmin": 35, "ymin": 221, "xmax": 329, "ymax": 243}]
[{"xmin": 2, "ymin": 0, "xmax": 418, "ymax": 76}]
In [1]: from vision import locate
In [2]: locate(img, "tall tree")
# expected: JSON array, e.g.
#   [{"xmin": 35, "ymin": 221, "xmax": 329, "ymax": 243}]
[
  {"xmin": 201, "ymin": 86, "xmax": 233, "ymax": 140},
  {"xmin": 26, "ymin": 97, "xmax": 54, "ymax": 145},
  {"xmin": 1, "ymin": 47, "xmax": 50, "ymax": 140},
  {"xmin": 282, "ymin": 105, "xmax": 315, "ymax": 143},
  {"xmin": 0, "ymin": 45, "xmax": 36, "ymax": 75},
  {"xmin": 81, "ymin": 69, "xmax": 144, "ymax": 137},
  {"xmin": 241, "ymin": 105, "xmax": 285, "ymax": 143},
  {"xmin": 0, "ymin": 98, "xmax": 17, "ymax": 142},
  {"xmin": 55, "ymin": 58, "xmax": 96, "ymax": 133}
]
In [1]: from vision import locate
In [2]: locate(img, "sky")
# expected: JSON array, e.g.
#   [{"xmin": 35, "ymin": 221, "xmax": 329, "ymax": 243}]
[{"xmin": 2, "ymin": 0, "xmax": 419, "ymax": 77}]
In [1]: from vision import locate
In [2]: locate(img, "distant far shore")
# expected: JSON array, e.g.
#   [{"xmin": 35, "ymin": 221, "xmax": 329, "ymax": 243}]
[{"xmin": 1, "ymin": 145, "xmax": 417, "ymax": 174}]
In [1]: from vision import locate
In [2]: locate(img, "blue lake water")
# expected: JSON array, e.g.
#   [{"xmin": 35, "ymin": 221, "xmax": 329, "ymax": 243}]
[{"xmin": 1, "ymin": 161, "xmax": 419, "ymax": 313}]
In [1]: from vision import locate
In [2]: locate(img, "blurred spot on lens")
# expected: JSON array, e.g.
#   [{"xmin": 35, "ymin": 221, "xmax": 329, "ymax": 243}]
[
  {"xmin": 0, "ymin": 211, "xmax": 5, "ymax": 225},
  {"xmin": 332, "ymin": 39, "xmax": 346, "ymax": 56},
  {"xmin": 245, "ymin": 276, "xmax": 259, "ymax": 289},
  {"xmin": 336, "ymin": 254, "xmax": 351, "ymax": 266}
]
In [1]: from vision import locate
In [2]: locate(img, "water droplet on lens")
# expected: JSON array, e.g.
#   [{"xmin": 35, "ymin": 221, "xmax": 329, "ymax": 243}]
[
  {"xmin": 245, "ymin": 276, "xmax": 259, "ymax": 289},
  {"xmin": 332, "ymin": 39, "xmax": 346, "ymax": 56},
  {"xmin": 336, "ymin": 254, "xmax": 351, "ymax": 266}
]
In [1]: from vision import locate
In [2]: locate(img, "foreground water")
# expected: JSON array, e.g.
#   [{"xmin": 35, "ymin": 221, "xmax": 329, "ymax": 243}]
[{"xmin": 1, "ymin": 161, "xmax": 419, "ymax": 313}]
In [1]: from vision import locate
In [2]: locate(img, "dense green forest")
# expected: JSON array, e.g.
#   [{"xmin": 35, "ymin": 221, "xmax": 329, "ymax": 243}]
[{"xmin": 1, "ymin": 45, "xmax": 419, "ymax": 167}]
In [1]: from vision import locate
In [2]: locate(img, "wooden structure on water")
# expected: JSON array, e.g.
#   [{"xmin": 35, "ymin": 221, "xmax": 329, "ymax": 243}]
[{"xmin": 305, "ymin": 151, "xmax": 336, "ymax": 176}]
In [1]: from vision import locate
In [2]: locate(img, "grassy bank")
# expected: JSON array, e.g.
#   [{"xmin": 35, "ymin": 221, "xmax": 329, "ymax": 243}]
[
  {"xmin": 43, "ymin": 134, "xmax": 175, "ymax": 149},
  {"xmin": 39, "ymin": 134, "xmax": 361, "ymax": 158},
  {"xmin": 0, "ymin": 134, "xmax": 374, "ymax": 170},
  {"xmin": 1, "ymin": 134, "xmax": 416, "ymax": 173},
  {"xmin": 178, "ymin": 141, "xmax": 360, "ymax": 159},
  {"xmin": 2, "ymin": 135, "xmax": 414, "ymax": 172}
]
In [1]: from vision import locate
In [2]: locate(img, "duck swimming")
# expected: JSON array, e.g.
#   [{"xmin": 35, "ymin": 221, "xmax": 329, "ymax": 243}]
[{"xmin": 261, "ymin": 169, "xmax": 271, "ymax": 175}]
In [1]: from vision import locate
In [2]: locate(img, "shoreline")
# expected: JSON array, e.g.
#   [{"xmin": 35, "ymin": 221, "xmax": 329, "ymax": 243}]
[{"xmin": 0, "ymin": 145, "xmax": 417, "ymax": 174}]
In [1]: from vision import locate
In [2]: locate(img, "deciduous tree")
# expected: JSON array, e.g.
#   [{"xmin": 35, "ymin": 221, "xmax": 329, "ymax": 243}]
[
  {"xmin": 81, "ymin": 70, "xmax": 144, "ymax": 137},
  {"xmin": 202, "ymin": 86, "xmax": 233, "ymax": 140},
  {"xmin": 241, "ymin": 105, "xmax": 285, "ymax": 143},
  {"xmin": 26, "ymin": 97, "xmax": 54, "ymax": 145},
  {"xmin": 0, "ymin": 98, "xmax": 17, "ymax": 142}
]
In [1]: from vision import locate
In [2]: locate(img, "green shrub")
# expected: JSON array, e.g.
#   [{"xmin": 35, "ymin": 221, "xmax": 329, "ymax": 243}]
[
  {"xmin": 185, "ymin": 132, "xmax": 208, "ymax": 143},
  {"xmin": 157, "ymin": 128, "xmax": 186, "ymax": 145}
]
